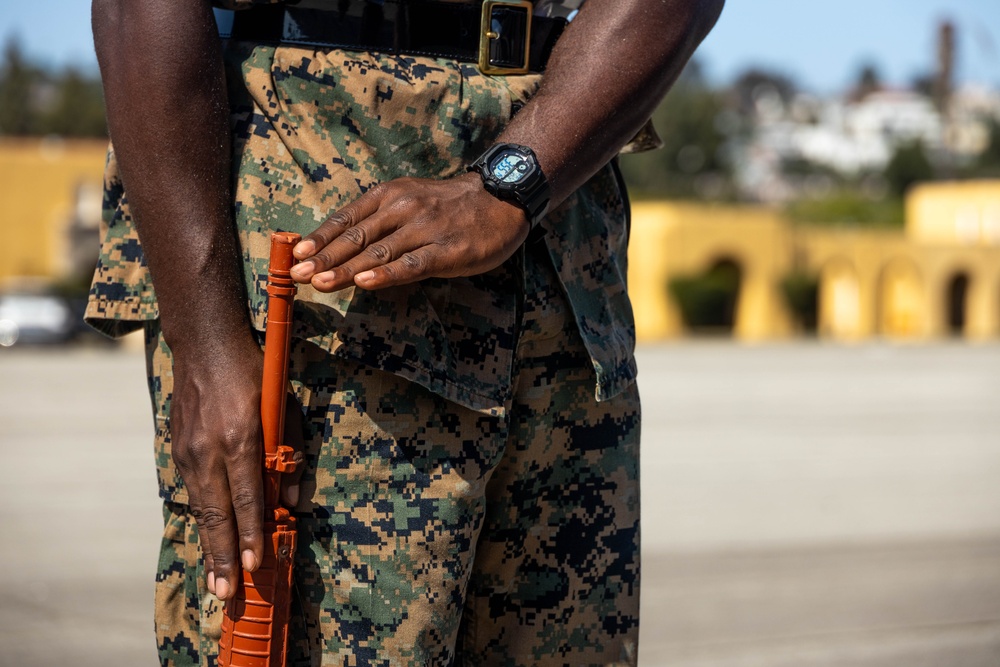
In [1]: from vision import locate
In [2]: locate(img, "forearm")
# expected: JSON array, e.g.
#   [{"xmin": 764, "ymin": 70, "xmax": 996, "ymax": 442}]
[
  {"xmin": 500, "ymin": 0, "xmax": 725, "ymax": 204},
  {"xmin": 93, "ymin": 0, "xmax": 254, "ymax": 355}
]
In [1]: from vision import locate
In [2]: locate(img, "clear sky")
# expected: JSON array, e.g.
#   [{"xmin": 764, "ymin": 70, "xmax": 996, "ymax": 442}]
[
  {"xmin": 2, "ymin": 1, "xmax": 999, "ymax": 94},
  {"xmin": 699, "ymin": 0, "xmax": 1000, "ymax": 93}
]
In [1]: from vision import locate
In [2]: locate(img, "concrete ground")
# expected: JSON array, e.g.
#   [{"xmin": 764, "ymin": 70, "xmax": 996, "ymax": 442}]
[{"xmin": 0, "ymin": 340, "xmax": 998, "ymax": 666}]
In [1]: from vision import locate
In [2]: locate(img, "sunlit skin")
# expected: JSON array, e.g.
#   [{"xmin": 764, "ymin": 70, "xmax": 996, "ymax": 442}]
[{"xmin": 92, "ymin": 0, "xmax": 724, "ymax": 601}]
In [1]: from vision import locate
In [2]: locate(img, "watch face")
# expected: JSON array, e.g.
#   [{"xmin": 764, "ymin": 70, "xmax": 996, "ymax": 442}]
[
  {"xmin": 490, "ymin": 150, "xmax": 533, "ymax": 185},
  {"xmin": 473, "ymin": 143, "xmax": 550, "ymax": 224}
]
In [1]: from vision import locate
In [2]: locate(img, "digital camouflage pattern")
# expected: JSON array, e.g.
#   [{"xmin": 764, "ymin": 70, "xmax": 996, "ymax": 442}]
[
  {"xmin": 92, "ymin": 4, "xmax": 643, "ymax": 662},
  {"xmin": 150, "ymin": 243, "xmax": 640, "ymax": 666},
  {"xmin": 86, "ymin": 37, "xmax": 638, "ymax": 420},
  {"xmin": 156, "ymin": 501, "xmax": 225, "ymax": 664}
]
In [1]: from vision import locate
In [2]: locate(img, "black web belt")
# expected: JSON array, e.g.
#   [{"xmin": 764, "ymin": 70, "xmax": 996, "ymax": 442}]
[{"xmin": 216, "ymin": 0, "xmax": 567, "ymax": 75}]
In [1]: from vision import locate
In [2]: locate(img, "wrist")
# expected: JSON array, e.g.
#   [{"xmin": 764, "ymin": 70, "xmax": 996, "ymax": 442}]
[
  {"xmin": 467, "ymin": 143, "xmax": 551, "ymax": 229},
  {"xmin": 453, "ymin": 171, "xmax": 531, "ymax": 235}
]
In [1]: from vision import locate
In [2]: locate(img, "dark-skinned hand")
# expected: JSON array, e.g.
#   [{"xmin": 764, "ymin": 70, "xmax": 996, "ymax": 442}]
[
  {"xmin": 169, "ymin": 340, "xmax": 305, "ymax": 600},
  {"xmin": 290, "ymin": 172, "xmax": 530, "ymax": 291}
]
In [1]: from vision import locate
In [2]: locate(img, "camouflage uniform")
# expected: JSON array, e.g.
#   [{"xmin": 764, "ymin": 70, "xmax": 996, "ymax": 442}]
[{"xmin": 87, "ymin": 3, "xmax": 641, "ymax": 664}]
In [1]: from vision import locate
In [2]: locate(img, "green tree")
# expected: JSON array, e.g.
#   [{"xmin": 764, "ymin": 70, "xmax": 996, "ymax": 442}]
[
  {"xmin": 38, "ymin": 68, "xmax": 107, "ymax": 137},
  {"xmin": 618, "ymin": 59, "xmax": 733, "ymax": 199},
  {"xmin": 780, "ymin": 271, "xmax": 819, "ymax": 331},
  {"xmin": 669, "ymin": 261, "xmax": 741, "ymax": 333},
  {"xmin": 0, "ymin": 36, "xmax": 107, "ymax": 138},
  {"xmin": 731, "ymin": 67, "xmax": 797, "ymax": 116},
  {"xmin": 851, "ymin": 62, "xmax": 882, "ymax": 101},
  {"xmin": 968, "ymin": 119, "xmax": 1000, "ymax": 177},
  {"xmin": 785, "ymin": 190, "xmax": 905, "ymax": 228},
  {"xmin": 884, "ymin": 140, "xmax": 935, "ymax": 197},
  {"xmin": 0, "ymin": 36, "xmax": 38, "ymax": 135}
]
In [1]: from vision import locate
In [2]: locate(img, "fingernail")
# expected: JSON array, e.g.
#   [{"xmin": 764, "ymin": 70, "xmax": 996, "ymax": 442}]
[
  {"xmin": 216, "ymin": 578, "xmax": 231, "ymax": 600},
  {"xmin": 287, "ymin": 485, "xmax": 300, "ymax": 507},
  {"xmin": 207, "ymin": 570, "xmax": 216, "ymax": 595},
  {"xmin": 293, "ymin": 240, "xmax": 315, "ymax": 258},
  {"xmin": 291, "ymin": 262, "xmax": 314, "ymax": 279},
  {"xmin": 242, "ymin": 549, "xmax": 258, "ymax": 572},
  {"xmin": 355, "ymin": 270, "xmax": 375, "ymax": 284}
]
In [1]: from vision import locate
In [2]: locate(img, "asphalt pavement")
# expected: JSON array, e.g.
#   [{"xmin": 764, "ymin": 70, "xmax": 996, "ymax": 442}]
[{"xmin": 1, "ymin": 340, "xmax": 998, "ymax": 666}]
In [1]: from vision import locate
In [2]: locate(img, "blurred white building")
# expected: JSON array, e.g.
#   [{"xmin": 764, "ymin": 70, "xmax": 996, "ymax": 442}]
[{"xmin": 733, "ymin": 84, "xmax": 1000, "ymax": 202}]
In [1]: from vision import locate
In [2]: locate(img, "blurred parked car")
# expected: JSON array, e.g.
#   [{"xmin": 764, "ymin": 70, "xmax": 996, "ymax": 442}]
[{"xmin": 0, "ymin": 292, "xmax": 74, "ymax": 345}]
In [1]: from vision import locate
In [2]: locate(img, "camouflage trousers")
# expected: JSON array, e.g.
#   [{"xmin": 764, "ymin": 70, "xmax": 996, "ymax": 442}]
[{"xmin": 148, "ymin": 242, "xmax": 641, "ymax": 666}]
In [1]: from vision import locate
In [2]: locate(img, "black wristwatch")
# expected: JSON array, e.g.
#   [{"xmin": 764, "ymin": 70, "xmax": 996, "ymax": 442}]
[{"xmin": 468, "ymin": 143, "xmax": 551, "ymax": 228}]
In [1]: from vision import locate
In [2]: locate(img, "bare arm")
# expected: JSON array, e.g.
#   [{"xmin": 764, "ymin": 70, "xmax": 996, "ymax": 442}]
[
  {"xmin": 290, "ymin": 0, "xmax": 725, "ymax": 291},
  {"xmin": 93, "ymin": 0, "xmax": 265, "ymax": 601},
  {"xmin": 505, "ymin": 0, "xmax": 725, "ymax": 202}
]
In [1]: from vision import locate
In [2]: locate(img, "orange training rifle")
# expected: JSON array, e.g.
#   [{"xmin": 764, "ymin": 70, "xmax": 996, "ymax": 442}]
[{"xmin": 219, "ymin": 232, "xmax": 301, "ymax": 667}]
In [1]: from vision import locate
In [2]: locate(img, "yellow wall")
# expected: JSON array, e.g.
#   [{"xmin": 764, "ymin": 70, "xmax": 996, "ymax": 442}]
[
  {"xmin": 908, "ymin": 180, "xmax": 1000, "ymax": 247},
  {"xmin": 628, "ymin": 202, "xmax": 794, "ymax": 341},
  {"xmin": 795, "ymin": 227, "xmax": 909, "ymax": 339},
  {"xmin": 629, "ymin": 180, "xmax": 1000, "ymax": 342},
  {"xmin": 0, "ymin": 138, "xmax": 107, "ymax": 285}
]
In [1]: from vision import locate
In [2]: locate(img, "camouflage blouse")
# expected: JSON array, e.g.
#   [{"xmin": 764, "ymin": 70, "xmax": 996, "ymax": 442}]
[{"xmin": 86, "ymin": 1, "xmax": 637, "ymax": 415}]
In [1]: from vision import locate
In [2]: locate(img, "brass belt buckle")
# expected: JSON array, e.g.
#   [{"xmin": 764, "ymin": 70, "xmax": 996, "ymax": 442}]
[{"xmin": 479, "ymin": 0, "xmax": 533, "ymax": 75}]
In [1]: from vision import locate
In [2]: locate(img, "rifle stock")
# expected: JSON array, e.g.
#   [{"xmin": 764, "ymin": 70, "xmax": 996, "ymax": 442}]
[{"xmin": 219, "ymin": 232, "xmax": 301, "ymax": 667}]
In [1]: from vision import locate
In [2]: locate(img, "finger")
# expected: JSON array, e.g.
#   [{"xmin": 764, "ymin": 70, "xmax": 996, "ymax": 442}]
[
  {"xmin": 281, "ymin": 451, "xmax": 306, "ymax": 508},
  {"xmin": 192, "ymin": 470, "xmax": 241, "ymax": 601},
  {"xmin": 293, "ymin": 209, "xmax": 403, "ymax": 287},
  {"xmin": 280, "ymin": 397, "xmax": 307, "ymax": 508},
  {"xmin": 200, "ymin": 520, "xmax": 217, "ymax": 596},
  {"xmin": 174, "ymin": 458, "xmax": 218, "ymax": 594},
  {"xmin": 308, "ymin": 218, "xmax": 427, "ymax": 291},
  {"xmin": 291, "ymin": 185, "xmax": 388, "ymax": 264},
  {"xmin": 354, "ymin": 245, "xmax": 443, "ymax": 290},
  {"xmin": 187, "ymin": 496, "xmax": 218, "ymax": 595},
  {"xmin": 225, "ymin": 432, "xmax": 265, "ymax": 576}
]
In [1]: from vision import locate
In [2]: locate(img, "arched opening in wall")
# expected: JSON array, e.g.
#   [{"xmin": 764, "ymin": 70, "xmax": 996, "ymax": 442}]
[
  {"xmin": 877, "ymin": 259, "xmax": 923, "ymax": 339},
  {"xmin": 819, "ymin": 259, "xmax": 862, "ymax": 340},
  {"xmin": 946, "ymin": 272, "xmax": 970, "ymax": 336},
  {"xmin": 668, "ymin": 257, "xmax": 743, "ymax": 335}
]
